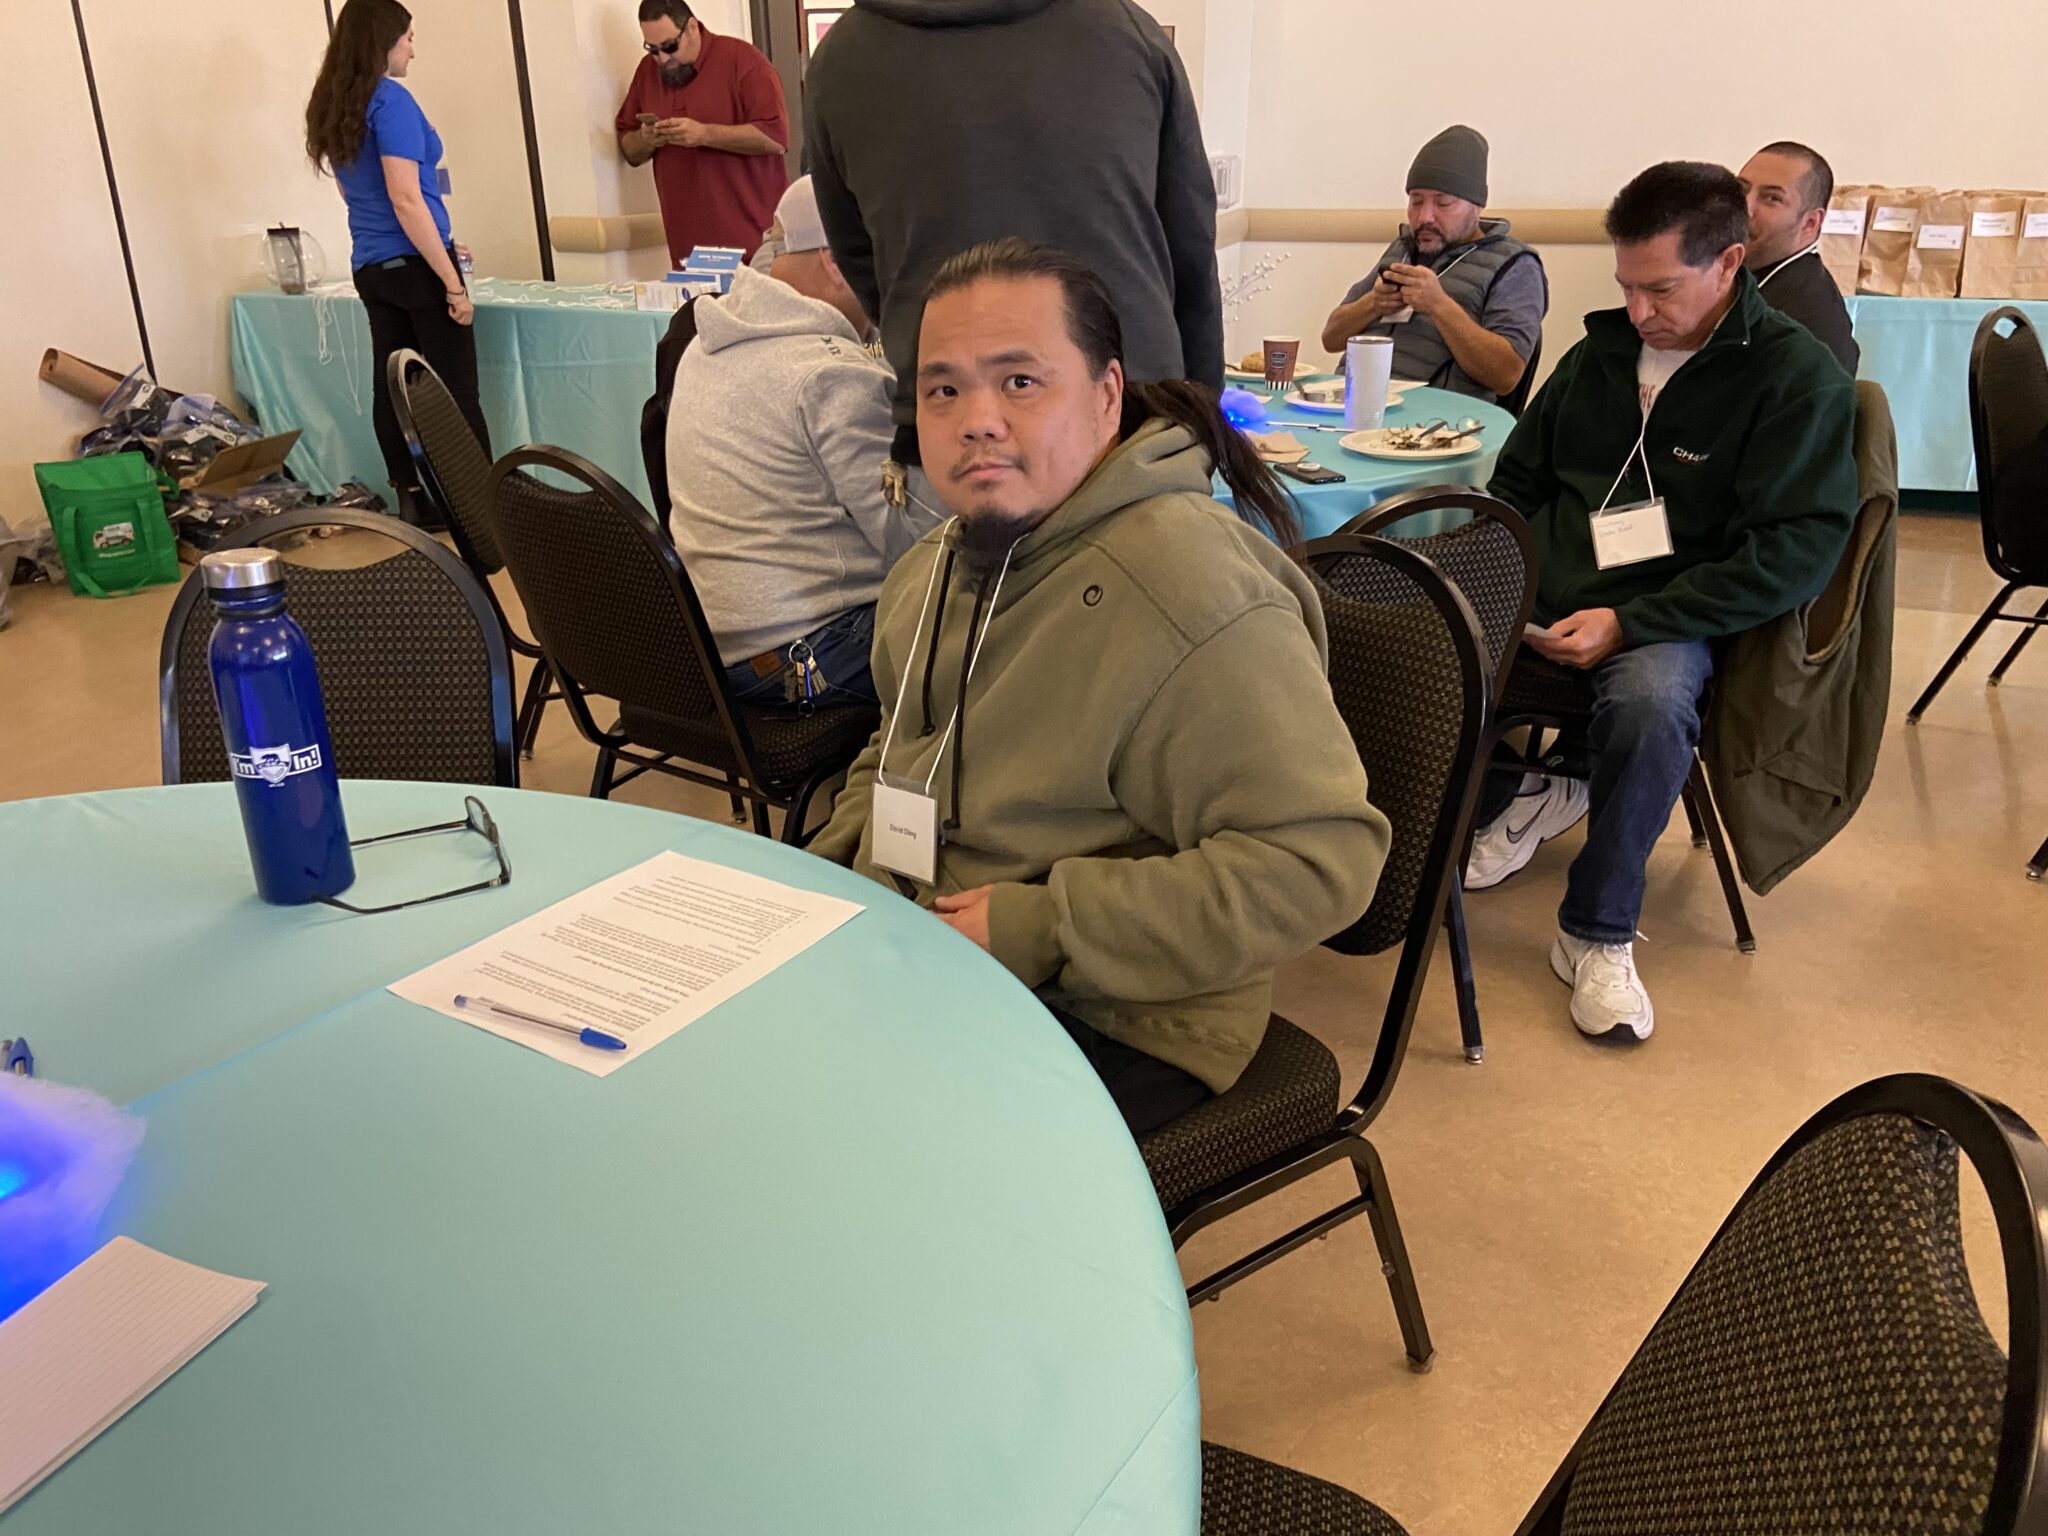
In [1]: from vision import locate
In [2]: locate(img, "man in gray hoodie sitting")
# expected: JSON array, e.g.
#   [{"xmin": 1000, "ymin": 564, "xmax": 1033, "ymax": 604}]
[{"xmin": 667, "ymin": 177, "xmax": 939, "ymax": 707}]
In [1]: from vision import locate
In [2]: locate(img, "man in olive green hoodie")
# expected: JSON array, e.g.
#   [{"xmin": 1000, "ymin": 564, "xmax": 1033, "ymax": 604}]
[
  {"xmin": 1472, "ymin": 162, "xmax": 1857, "ymax": 1044},
  {"xmin": 807, "ymin": 239, "xmax": 1389, "ymax": 1134}
]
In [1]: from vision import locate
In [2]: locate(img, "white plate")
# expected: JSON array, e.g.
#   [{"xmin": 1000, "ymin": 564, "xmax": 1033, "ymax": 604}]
[
  {"xmin": 1225, "ymin": 367, "xmax": 1334, "ymax": 386},
  {"xmin": 1284, "ymin": 384, "xmax": 1411, "ymax": 415},
  {"xmin": 1338, "ymin": 428, "xmax": 1484, "ymax": 461}
]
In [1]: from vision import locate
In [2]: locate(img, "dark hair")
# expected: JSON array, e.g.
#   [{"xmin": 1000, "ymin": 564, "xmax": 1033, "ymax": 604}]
[
  {"xmin": 305, "ymin": 0, "xmax": 411, "ymax": 172},
  {"xmin": 1755, "ymin": 140, "xmax": 1835, "ymax": 213},
  {"xmin": 638, "ymin": 0, "xmax": 695, "ymax": 24},
  {"xmin": 1604, "ymin": 161, "xmax": 1750, "ymax": 267},
  {"xmin": 924, "ymin": 239, "xmax": 1301, "ymax": 551}
]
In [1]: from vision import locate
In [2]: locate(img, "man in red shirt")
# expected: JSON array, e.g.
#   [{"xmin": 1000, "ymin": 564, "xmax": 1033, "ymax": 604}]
[{"xmin": 615, "ymin": 1, "xmax": 790, "ymax": 264}]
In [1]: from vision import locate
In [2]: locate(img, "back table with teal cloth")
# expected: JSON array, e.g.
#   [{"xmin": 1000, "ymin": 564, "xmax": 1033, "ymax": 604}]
[
  {"xmin": 1844, "ymin": 294, "xmax": 2048, "ymax": 492},
  {"xmin": 3, "ymin": 781, "xmax": 1199, "ymax": 1535},
  {"xmin": 232, "ymin": 279, "xmax": 672, "ymax": 511},
  {"xmin": 1220, "ymin": 385, "xmax": 1515, "ymax": 539}
]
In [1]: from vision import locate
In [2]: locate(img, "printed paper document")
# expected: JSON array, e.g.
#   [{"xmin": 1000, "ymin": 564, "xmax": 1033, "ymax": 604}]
[{"xmin": 389, "ymin": 850, "xmax": 864, "ymax": 1075}]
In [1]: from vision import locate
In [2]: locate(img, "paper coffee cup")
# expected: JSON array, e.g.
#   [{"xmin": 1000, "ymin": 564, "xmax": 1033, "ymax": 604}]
[
  {"xmin": 1345, "ymin": 336, "xmax": 1394, "ymax": 429},
  {"xmin": 1263, "ymin": 336, "xmax": 1302, "ymax": 388}
]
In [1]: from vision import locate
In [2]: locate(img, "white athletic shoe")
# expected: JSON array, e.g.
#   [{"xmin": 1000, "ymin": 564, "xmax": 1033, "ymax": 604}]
[
  {"xmin": 1549, "ymin": 931, "xmax": 1655, "ymax": 1042},
  {"xmin": 1464, "ymin": 774, "xmax": 1590, "ymax": 891}
]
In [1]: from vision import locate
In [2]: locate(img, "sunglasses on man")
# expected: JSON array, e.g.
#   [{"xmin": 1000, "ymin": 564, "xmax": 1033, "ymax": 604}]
[{"xmin": 644, "ymin": 33, "xmax": 688, "ymax": 56}]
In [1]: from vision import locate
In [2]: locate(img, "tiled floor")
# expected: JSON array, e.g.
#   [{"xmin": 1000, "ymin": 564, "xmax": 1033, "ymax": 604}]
[{"xmin": 2, "ymin": 510, "xmax": 2041, "ymax": 1532}]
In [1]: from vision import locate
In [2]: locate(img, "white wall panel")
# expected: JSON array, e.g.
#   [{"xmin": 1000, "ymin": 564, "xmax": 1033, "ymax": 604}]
[
  {"xmin": 1243, "ymin": 0, "xmax": 2048, "ymax": 211},
  {"xmin": 84, "ymin": 0, "xmax": 348, "ymax": 404},
  {"xmin": 0, "ymin": 1, "xmax": 146, "ymax": 526},
  {"xmin": 402, "ymin": 0, "xmax": 544, "ymax": 280}
]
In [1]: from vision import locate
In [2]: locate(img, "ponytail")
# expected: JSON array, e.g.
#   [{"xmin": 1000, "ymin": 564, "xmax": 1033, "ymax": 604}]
[{"xmin": 1122, "ymin": 380, "xmax": 1302, "ymax": 554}]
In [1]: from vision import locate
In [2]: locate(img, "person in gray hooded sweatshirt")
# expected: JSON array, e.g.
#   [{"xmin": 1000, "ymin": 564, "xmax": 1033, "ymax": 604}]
[
  {"xmin": 667, "ymin": 177, "xmax": 940, "ymax": 707},
  {"xmin": 804, "ymin": 0, "xmax": 1222, "ymax": 466}
]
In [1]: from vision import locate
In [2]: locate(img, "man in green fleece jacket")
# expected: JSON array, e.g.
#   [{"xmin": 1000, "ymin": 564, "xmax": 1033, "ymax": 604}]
[
  {"xmin": 1474, "ymin": 162, "xmax": 1857, "ymax": 1043},
  {"xmin": 807, "ymin": 239, "xmax": 1389, "ymax": 1134}
]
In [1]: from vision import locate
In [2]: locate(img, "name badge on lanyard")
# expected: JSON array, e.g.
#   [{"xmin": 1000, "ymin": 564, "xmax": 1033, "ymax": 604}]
[
  {"xmin": 865, "ymin": 530, "xmax": 1015, "ymax": 887},
  {"xmin": 871, "ymin": 772, "xmax": 940, "ymax": 885},
  {"xmin": 1590, "ymin": 498, "xmax": 1674, "ymax": 569}
]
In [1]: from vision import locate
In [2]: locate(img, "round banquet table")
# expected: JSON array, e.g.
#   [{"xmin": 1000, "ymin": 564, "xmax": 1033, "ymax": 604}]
[
  {"xmin": 3, "ymin": 781, "xmax": 1199, "ymax": 1535},
  {"xmin": 1216, "ymin": 383, "xmax": 1518, "ymax": 541}
]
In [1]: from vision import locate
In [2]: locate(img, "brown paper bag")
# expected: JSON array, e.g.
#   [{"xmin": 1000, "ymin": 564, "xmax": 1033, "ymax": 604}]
[
  {"xmin": 1960, "ymin": 191, "xmax": 2040, "ymax": 298},
  {"xmin": 1820, "ymin": 186, "xmax": 1872, "ymax": 295},
  {"xmin": 2015, "ymin": 196, "xmax": 2048, "ymax": 301},
  {"xmin": 1858, "ymin": 188, "xmax": 1928, "ymax": 295},
  {"xmin": 1903, "ymin": 191, "xmax": 1968, "ymax": 299}
]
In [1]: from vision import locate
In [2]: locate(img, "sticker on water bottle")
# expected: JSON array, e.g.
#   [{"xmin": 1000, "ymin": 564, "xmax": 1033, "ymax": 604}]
[{"xmin": 231, "ymin": 743, "xmax": 326, "ymax": 786}]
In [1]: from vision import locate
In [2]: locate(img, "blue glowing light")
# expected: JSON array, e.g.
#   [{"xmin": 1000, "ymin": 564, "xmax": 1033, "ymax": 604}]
[{"xmin": 0, "ymin": 1163, "xmax": 28, "ymax": 1201}]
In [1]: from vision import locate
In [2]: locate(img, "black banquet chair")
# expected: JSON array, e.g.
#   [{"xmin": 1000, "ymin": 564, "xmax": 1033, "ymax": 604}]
[
  {"xmin": 390, "ymin": 349, "xmax": 560, "ymax": 759},
  {"xmin": 1201, "ymin": 1443, "xmax": 1409, "ymax": 1535},
  {"xmin": 1137, "ymin": 536, "xmax": 1490, "ymax": 1370},
  {"xmin": 1909, "ymin": 306, "xmax": 2048, "ymax": 723},
  {"xmin": 1516, "ymin": 1073, "xmax": 2048, "ymax": 1535},
  {"xmin": 1500, "ymin": 329, "xmax": 1543, "ymax": 419},
  {"xmin": 1333, "ymin": 488, "xmax": 1539, "ymax": 1063},
  {"xmin": 159, "ymin": 507, "xmax": 516, "ymax": 787},
  {"xmin": 487, "ymin": 445, "xmax": 876, "ymax": 842}
]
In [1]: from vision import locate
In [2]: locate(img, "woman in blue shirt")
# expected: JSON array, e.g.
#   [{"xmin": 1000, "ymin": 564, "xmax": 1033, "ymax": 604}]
[{"xmin": 305, "ymin": 0, "xmax": 488, "ymax": 524}]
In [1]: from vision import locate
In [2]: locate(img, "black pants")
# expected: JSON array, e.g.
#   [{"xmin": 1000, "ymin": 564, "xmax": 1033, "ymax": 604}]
[
  {"xmin": 353, "ymin": 249, "xmax": 489, "ymax": 500},
  {"xmin": 1051, "ymin": 1007, "xmax": 1211, "ymax": 1138}
]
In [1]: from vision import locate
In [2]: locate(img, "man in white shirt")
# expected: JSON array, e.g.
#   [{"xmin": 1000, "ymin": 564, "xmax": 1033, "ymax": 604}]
[{"xmin": 667, "ymin": 178, "xmax": 938, "ymax": 707}]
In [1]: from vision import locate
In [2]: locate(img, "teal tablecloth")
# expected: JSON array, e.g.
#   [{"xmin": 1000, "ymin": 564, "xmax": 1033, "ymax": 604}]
[
  {"xmin": 1845, "ymin": 295, "xmax": 2048, "ymax": 493},
  {"xmin": 4, "ymin": 782, "xmax": 1198, "ymax": 1536},
  {"xmin": 231, "ymin": 280, "xmax": 669, "ymax": 512},
  {"xmin": 1219, "ymin": 385, "xmax": 1514, "ymax": 540}
]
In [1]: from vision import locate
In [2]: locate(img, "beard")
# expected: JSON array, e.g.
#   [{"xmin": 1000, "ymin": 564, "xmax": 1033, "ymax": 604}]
[
  {"xmin": 956, "ymin": 506, "xmax": 1036, "ymax": 563},
  {"xmin": 658, "ymin": 58, "xmax": 697, "ymax": 88}
]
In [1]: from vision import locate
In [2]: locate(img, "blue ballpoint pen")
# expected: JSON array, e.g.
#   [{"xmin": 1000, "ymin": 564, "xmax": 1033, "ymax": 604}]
[{"xmin": 452, "ymin": 995, "xmax": 629, "ymax": 1052}]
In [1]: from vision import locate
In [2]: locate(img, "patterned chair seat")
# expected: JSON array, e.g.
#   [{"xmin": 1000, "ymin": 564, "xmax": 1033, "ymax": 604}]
[
  {"xmin": 1202, "ymin": 1444, "xmax": 1410, "ymax": 1535},
  {"xmin": 1140, "ymin": 1017, "xmax": 1342, "ymax": 1213},
  {"xmin": 616, "ymin": 700, "xmax": 878, "ymax": 794}
]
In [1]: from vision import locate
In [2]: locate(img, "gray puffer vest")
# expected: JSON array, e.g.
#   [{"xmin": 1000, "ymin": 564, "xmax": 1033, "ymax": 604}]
[{"xmin": 1356, "ymin": 218, "xmax": 1541, "ymax": 402}]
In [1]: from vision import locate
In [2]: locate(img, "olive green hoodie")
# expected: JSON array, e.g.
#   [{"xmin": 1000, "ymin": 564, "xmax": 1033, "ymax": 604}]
[{"xmin": 808, "ymin": 420, "xmax": 1389, "ymax": 1092}]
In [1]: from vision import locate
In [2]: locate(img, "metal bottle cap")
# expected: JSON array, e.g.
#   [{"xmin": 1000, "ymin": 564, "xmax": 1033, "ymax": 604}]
[{"xmin": 200, "ymin": 548, "xmax": 284, "ymax": 591}]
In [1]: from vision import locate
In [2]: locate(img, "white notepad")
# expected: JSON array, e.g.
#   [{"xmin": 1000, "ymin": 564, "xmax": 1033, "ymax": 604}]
[{"xmin": 0, "ymin": 1237, "xmax": 265, "ymax": 1513}]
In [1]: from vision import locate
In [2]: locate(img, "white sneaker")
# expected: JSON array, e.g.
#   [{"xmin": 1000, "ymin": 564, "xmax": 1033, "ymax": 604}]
[
  {"xmin": 1464, "ymin": 774, "xmax": 1590, "ymax": 891},
  {"xmin": 1549, "ymin": 931, "xmax": 1654, "ymax": 1042}
]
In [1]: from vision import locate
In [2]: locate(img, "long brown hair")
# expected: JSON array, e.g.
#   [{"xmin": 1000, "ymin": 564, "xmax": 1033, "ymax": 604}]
[
  {"xmin": 305, "ymin": 0, "xmax": 412, "ymax": 172},
  {"xmin": 924, "ymin": 239, "xmax": 1303, "ymax": 552}
]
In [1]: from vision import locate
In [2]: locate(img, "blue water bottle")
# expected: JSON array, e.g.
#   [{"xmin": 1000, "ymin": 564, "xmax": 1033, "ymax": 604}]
[{"xmin": 201, "ymin": 549, "xmax": 355, "ymax": 904}]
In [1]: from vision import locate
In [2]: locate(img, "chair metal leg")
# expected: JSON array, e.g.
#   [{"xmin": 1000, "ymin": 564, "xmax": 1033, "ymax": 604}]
[
  {"xmin": 1348, "ymin": 1138, "xmax": 1434, "ymax": 1372},
  {"xmin": 779, "ymin": 765, "xmax": 843, "ymax": 847},
  {"xmin": 1909, "ymin": 584, "xmax": 2019, "ymax": 722},
  {"xmin": 588, "ymin": 746, "xmax": 616, "ymax": 800},
  {"xmin": 1987, "ymin": 595, "xmax": 2048, "ymax": 685},
  {"xmin": 750, "ymin": 799, "xmax": 773, "ymax": 838},
  {"xmin": 514, "ymin": 661, "xmax": 551, "ymax": 760},
  {"xmin": 2029, "ymin": 834, "xmax": 2047, "ymax": 881},
  {"xmin": 1685, "ymin": 758, "xmax": 1754, "ymax": 954},
  {"xmin": 1681, "ymin": 789, "xmax": 1708, "ymax": 849},
  {"xmin": 1443, "ymin": 886, "xmax": 1483, "ymax": 1063}
]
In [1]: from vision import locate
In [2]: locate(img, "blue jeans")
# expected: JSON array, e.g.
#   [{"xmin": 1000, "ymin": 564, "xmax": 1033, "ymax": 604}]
[
  {"xmin": 723, "ymin": 605, "xmax": 880, "ymax": 708},
  {"xmin": 1559, "ymin": 640, "xmax": 1716, "ymax": 944}
]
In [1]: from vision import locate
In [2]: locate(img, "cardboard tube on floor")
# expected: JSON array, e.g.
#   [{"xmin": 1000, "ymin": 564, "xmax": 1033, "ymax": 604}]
[{"xmin": 39, "ymin": 349, "xmax": 126, "ymax": 408}]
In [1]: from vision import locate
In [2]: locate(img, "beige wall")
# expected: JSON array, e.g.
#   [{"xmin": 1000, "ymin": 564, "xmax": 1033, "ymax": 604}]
[{"xmin": 1221, "ymin": 0, "xmax": 2048, "ymax": 385}]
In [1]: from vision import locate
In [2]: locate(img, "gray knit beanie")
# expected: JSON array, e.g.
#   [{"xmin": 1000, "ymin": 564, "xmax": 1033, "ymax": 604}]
[{"xmin": 1407, "ymin": 125, "xmax": 1489, "ymax": 206}]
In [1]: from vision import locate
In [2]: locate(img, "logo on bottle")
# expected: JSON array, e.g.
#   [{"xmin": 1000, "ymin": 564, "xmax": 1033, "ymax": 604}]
[{"xmin": 231, "ymin": 743, "xmax": 324, "ymax": 786}]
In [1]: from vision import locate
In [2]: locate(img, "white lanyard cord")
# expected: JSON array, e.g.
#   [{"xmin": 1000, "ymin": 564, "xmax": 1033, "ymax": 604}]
[
  {"xmin": 1756, "ymin": 241, "xmax": 1821, "ymax": 291},
  {"xmin": 873, "ymin": 524, "xmax": 1015, "ymax": 796},
  {"xmin": 917, "ymin": 541, "xmax": 1014, "ymax": 795},
  {"xmin": 875, "ymin": 521, "xmax": 955, "ymax": 775},
  {"xmin": 1598, "ymin": 412, "xmax": 1658, "ymax": 513}
]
